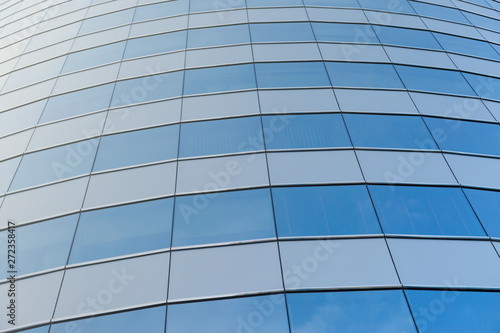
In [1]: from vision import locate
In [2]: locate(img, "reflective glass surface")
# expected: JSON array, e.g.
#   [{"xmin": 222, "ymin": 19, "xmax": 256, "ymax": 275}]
[
  {"xmin": 409, "ymin": 1, "xmax": 469, "ymax": 24},
  {"xmin": 304, "ymin": 0, "xmax": 360, "ymax": 7},
  {"xmin": 250, "ymin": 22, "xmax": 315, "ymax": 42},
  {"xmin": 188, "ymin": 24, "xmax": 250, "ymax": 48},
  {"xmin": 344, "ymin": 114, "xmax": 436, "ymax": 149},
  {"xmin": 62, "ymin": 41, "xmax": 126, "ymax": 73},
  {"xmin": 184, "ymin": 64, "xmax": 256, "ymax": 95},
  {"xmin": 375, "ymin": 26, "xmax": 441, "ymax": 50},
  {"xmin": 272, "ymin": 185, "xmax": 381, "ymax": 237},
  {"xmin": 464, "ymin": 188, "xmax": 500, "ymax": 237},
  {"xmin": 287, "ymin": 290, "xmax": 417, "ymax": 333},
  {"xmin": 123, "ymin": 31, "xmax": 187, "ymax": 59},
  {"xmin": 359, "ymin": 0, "xmax": 414, "ymax": 13},
  {"xmin": 256, "ymin": 62, "xmax": 331, "ymax": 88},
  {"xmin": 369, "ymin": 185, "xmax": 485, "ymax": 236},
  {"xmin": 179, "ymin": 116, "xmax": 263, "ymax": 158},
  {"xmin": 312, "ymin": 23, "xmax": 377, "ymax": 43},
  {"xmin": 79, "ymin": 9, "xmax": 135, "ymax": 35},
  {"xmin": 69, "ymin": 198, "xmax": 173, "ymax": 264},
  {"xmin": 134, "ymin": 0, "xmax": 189, "ymax": 21},
  {"xmin": 93, "ymin": 125, "xmax": 179, "ymax": 171},
  {"xmin": 173, "ymin": 188, "xmax": 275, "ymax": 247},
  {"xmin": 326, "ymin": 62, "xmax": 404, "ymax": 88},
  {"xmin": 463, "ymin": 73, "xmax": 500, "ymax": 101},
  {"xmin": 433, "ymin": 33, "xmax": 500, "ymax": 60},
  {"xmin": 263, "ymin": 114, "xmax": 351, "ymax": 149}
]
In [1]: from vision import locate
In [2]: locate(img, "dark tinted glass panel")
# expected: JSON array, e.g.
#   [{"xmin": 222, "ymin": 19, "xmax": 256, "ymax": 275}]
[
  {"xmin": 262, "ymin": 114, "xmax": 351, "ymax": 149},
  {"xmin": 287, "ymin": 290, "xmax": 417, "ymax": 333},
  {"xmin": 0, "ymin": 215, "xmax": 78, "ymax": 275},
  {"xmin": 166, "ymin": 295, "xmax": 289, "ymax": 332},
  {"xmin": 396, "ymin": 65, "xmax": 476, "ymax": 96},
  {"xmin": 250, "ymin": 22, "xmax": 315, "ymax": 42},
  {"xmin": 464, "ymin": 188, "xmax": 500, "ymax": 237},
  {"xmin": 40, "ymin": 84, "xmax": 114, "ymax": 123},
  {"xmin": 425, "ymin": 117, "xmax": 500, "ymax": 156},
  {"xmin": 326, "ymin": 62, "xmax": 403, "ymax": 88},
  {"xmin": 406, "ymin": 290, "xmax": 500, "ymax": 333},
  {"xmin": 123, "ymin": 31, "xmax": 187, "ymax": 59},
  {"xmin": 273, "ymin": 185, "xmax": 381, "ymax": 237},
  {"xmin": 184, "ymin": 64, "xmax": 256, "ymax": 95},
  {"xmin": 312, "ymin": 22, "xmax": 377, "ymax": 43},
  {"xmin": 69, "ymin": 198, "xmax": 173, "ymax": 264},
  {"xmin": 345, "ymin": 114, "xmax": 436, "ymax": 149},
  {"xmin": 173, "ymin": 189, "xmax": 275, "ymax": 247},
  {"xmin": 93, "ymin": 125, "xmax": 179, "ymax": 171},
  {"xmin": 375, "ymin": 26, "xmax": 441, "ymax": 50},
  {"xmin": 188, "ymin": 24, "xmax": 250, "ymax": 48},
  {"xmin": 433, "ymin": 33, "xmax": 499, "ymax": 60},
  {"xmin": 369, "ymin": 185, "xmax": 485, "ymax": 236},
  {"xmin": 50, "ymin": 306, "xmax": 166, "ymax": 333},
  {"xmin": 179, "ymin": 116, "xmax": 263, "ymax": 158},
  {"xmin": 256, "ymin": 62, "xmax": 330, "ymax": 88}
]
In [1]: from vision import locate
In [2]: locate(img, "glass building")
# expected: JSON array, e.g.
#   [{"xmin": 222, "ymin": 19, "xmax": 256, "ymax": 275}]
[{"xmin": 1, "ymin": 0, "xmax": 500, "ymax": 332}]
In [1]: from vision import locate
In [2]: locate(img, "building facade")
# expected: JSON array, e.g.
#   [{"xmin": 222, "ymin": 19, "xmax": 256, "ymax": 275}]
[{"xmin": 1, "ymin": 0, "xmax": 500, "ymax": 332}]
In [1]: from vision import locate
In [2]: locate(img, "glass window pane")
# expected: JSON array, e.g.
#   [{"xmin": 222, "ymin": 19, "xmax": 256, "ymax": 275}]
[
  {"xmin": 179, "ymin": 116, "xmax": 263, "ymax": 158},
  {"xmin": 370, "ymin": 185, "xmax": 485, "ymax": 236},
  {"xmin": 188, "ymin": 24, "xmax": 250, "ymax": 48},
  {"xmin": 173, "ymin": 188, "xmax": 275, "ymax": 247},
  {"xmin": 248, "ymin": 0, "xmax": 303, "ymax": 6},
  {"xmin": 304, "ymin": 0, "xmax": 360, "ymax": 7},
  {"xmin": 272, "ymin": 185, "xmax": 381, "ymax": 237},
  {"xmin": 10, "ymin": 139, "xmax": 99, "ymax": 191},
  {"xmin": 463, "ymin": 72, "xmax": 500, "ymax": 101},
  {"xmin": 134, "ymin": 0, "xmax": 189, "ymax": 21},
  {"xmin": 464, "ymin": 188, "xmax": 500, "ymax": 237},
  {"xmin": 250, "ymin": 22, "xmax": 315, "ymax": 42},
  {"xmin": 51, "ymin": 306, "xmax": 166, "ymax": 333},
  {"xmin": 263, "ymin": 114, "xmax": 351, "ymax": 149},
  {"xmin": 190, "ymin": 0, "xmax": 245, "ymax": 12},
  {"xmin": 166, "ymin": 295, "xmax": 289, "ymax": 333},
  {"xmin": 19, "ymin": 326, "xmax": 49, "ymax": 333},
  {"xmin": 93, "ymin": 125, "xmax": 179, "ymax": 171},
  {"xmin": 111, "ymin": 71, "xmax": 184, "ymax": 107},
  {"xmin": 79, "ymin": 9, "xmax": 135, "ymax": 35},
  {"xmin": 256, "ymin": 62, "xmax": 330, "ymax": 88},
  {"xmin": 375, "ymin": 26, "xmax": 441, "ymax": 50},
  {"xmin": 0, "ymin": 215, "xmax": 77, "ymax": 276},
  {"xmin": 184, "ymin": 64, "xmax": 256, "ymax": 95},
  {"xmin": 425, "ymin": 117, "xmax": 500, "ymax": 156},
  {"xmin": 359, "ymin": 0, "xmax": 414, "ymax": 13},
  {"xmin": 409, "ymin": 1, "xmax": 469, "ymax": 24},
  {"xmin": 0, "ymin": 157, "xmax": 20, "ymax": 193},
  {"xmin": 287, "ymin": 290, "xmax": 417, "ymax": 333},
  {"xmin": 395, "ymin": 65, "xmax": 476, "ymax": 96},
  {"xmin": 312, "ymin": 22, "xmax": 377, "ymax": 43},
  {"xmin": 40, "ymin": 84, "xmax": 114, "ymax": 123},
  {"xmin": 69, "ymin": 198, "xmax": 173, "ymax": 264},
  {"xmin": 326, "ymin": 62, "xmax": 404, "ymax": 88},
  {"xmin": 406, "ymin": 290, "xmax": 500, "ymax": 333},
  {"xmin": 123, "ymin": 30, "xmax": 187, "ymax": 59},
  {"xmin": 433, "ymin": 33, "xmax": 499, "ymax": 60},
  {"xmin": 345, "ymin": 114, "xmax": 436, "ymax": 149},
  {"xmin": 62, "ymin": 41, "xmax": 126, "ymax": 73}
]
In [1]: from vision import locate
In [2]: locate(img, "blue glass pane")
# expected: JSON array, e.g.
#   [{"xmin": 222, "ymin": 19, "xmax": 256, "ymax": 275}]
[
  {"xmin": 0, "ymin": 215, "xmax": 77, "ymax": 276},
  {"xmin": 40, "ymin": 84, "xmax": 114, "ymax": 123},
  {"xmin": 409, "ymin": 1, "xmax": 469, "ymax": 24},
  {"xmin": 123, "ymin": 31, "xmax": 187, "ymax": 59},
  {"xmin": 287, "ymin": 290, "xmax": 417, "ymax": 333},
  {"xmin": 326, "ymin": 62, "xmax": 403, "ymax": 88},
  {"xmin": 173, "ymin": 189, "xmax": 275, "ymax": 247},
  {"xmin": 369, "ymin": 185, "xmax": 485, "ymax": 236},
  {"xmin": 433, "ymin": 33, "xmax": 499, "ymax": 60},
  {"xmin": 190, "ymin": 0, "xmax": 245, "ymax": 12},
  {"xmin": 62, "ymin": 41, "xmax": 126, "ymax": 73},
  {"xmin": 273, "ymin": 185, "xmax": 381, "ymax": 237},
  {"xmin": 134, "ymin": 0, "xmax": 189, "ymax": 21},
  {"xmin": 188, "ymin": 24, "xmax": 250, "ymax": 48},
  {"xmin": 359, "ymin": 0, "xmax": 415, "ymax": 13},
  {"xmin": 406, "ymin": 290, "xmax": 500, "ymax": 333},
  {"xmin": 93, "ymin": 125, "xmax": 179, "ymax": 171},
  {"xmin": 304, "ymin": 0, "xmax": 360, "ymax": 7},
  {"xmin": 111, "ymin": 71, "xmax": 184, "ymax": 107},
  {"xmin": 18, "ymin": 326, "xmax": 49, "ymax": 333},
  {"xmin": 248, "ymin": 0, "xmax": 303, "ymax": 6},
  {"xmin": 179, "ymin": 116, "xmax": 263, "ymax": 158},
  {"xmin": 68, "ymin": 198, "xmax": 173, "ymax": 264},
  {"xmin": 262, "ymin": 114, "xmax": 351, "ymax": 150},
  {"xmin": 464, "ymin": 11, "xmax": 499, "ymax": 31},
  {"xmin": 256, "ymin": 62, "xmax": 330, "ymax": 88},
  {"xmin": 463, "ymin": 73, "xmax": 500, "ymax": 101},
  {"xmin": 10, "ymin": 139, "xmax": 99, "ymax": 191},
  {"xmin": 250, "ymin": 22, "xmax": 315, "ymax": 42},
  {"xmin": 312, "ymin": 22, "xmax": 377, "ymax": 43},
  {"xmin": 79, "ymin": 9, "xmax": 135, "ymax": 35},
  {"xmin": 184, "ymin": 64, "xmax": 256, "ymax": 95},
  {"xmin": 424, "ymin": 117, "xmax": 500, "ymax": 156},
  {"xmin": 166, "ymin": 295, "xmax": 289, "ymax": 333},
  {"xmin": 464, "ymin": 188, "xmax": 500, "ymax": 237},
  {"xmin": 375, "ymin": 26, "xmax": 441, "ymax": 50},
  {"xmin": 50, "ymin": 306, "xmax": 166, "ymax": 332},
  {"xmin": 395, "ymin": 65, "xmax": 476, "ymax": 96},
  {"xmin": 344, "ymin": 114, "xmax": 436, "ymax": 149}
]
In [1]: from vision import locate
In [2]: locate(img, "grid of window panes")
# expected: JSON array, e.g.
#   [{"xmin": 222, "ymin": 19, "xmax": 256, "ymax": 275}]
[{"xmin": 1, "ymin": 0, "xmax": 500, "ymax": 332}]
